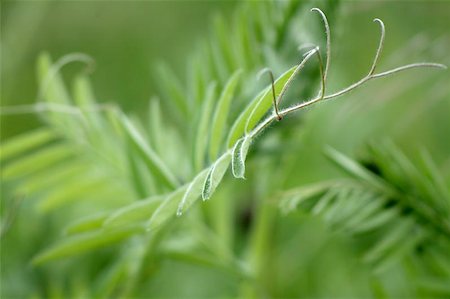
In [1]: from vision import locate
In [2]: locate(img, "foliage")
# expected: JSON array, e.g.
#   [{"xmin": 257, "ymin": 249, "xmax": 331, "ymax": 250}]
[
  {"xmin": 1, "ymin": 1, "xmax": 449, "ymax": 298},
  {"xmin": 281, "ymin": 142, "xmax": 450, "ymax": 289}
]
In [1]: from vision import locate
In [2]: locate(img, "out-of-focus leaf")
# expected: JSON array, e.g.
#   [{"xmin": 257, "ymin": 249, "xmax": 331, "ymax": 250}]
[
  {"xmin": 235, "ymin": 8, "xmax": 259, "ymax": 68},
  {"xmin": 279, "ymin": 181, "xmax": 336, "ymax": 213},
  {"xmin": 155, "ymin": 63, "xmax": 189, "ymax": 118},
  {"xmin": 37, "ymin": 176, "xmax": 117, "ymax": 212},
  {"xmin": 0, "ymin": 128, "xmax": 56, "ymax": 162},
  {"xmin": 146, "ymin": 186, "xmax": 188, "ymax": 231},
  {"xmin": 363, "ymin": 218, "xmax": 414, "ymax": 264},
  {"xmin": 2, "ymin": 144, "xmax": 73, "ymax": 179},
  {"xmin": 148, "ymin": 98, "xmax": 164, "ymax": 155},
  {"xmin": 126, "ymin": 144, "xmax": 152, "ymax": 198},
  {"xmin": 104, "ymin": 196, "xmax": 165, "ymax": 228},
  {"xmin": 194, "ymin": 82, "xmax": 217, "ymax": 172},
  {"xmin": 419, "ymin": 149, "xmax": 450, "ymax": 206},
  {"xmin": 342, "ymin": 196, "xmax": 386, "ymax": 232},
  {"xmin": 94, "ymin": 259, "xmax": 126, "ymax": 298},
  {"xmin": 374, "ymin": 229, "xmax": 425, "ymax": 274},
  {"xmin": 212, "ymin": 16, "xmax": 237, "ymax": 77},
  {"xmin": 209, "ymin": 39, "xmax": 228, "ymax": 84},
  {"xmin": 352, "ymin": 208, "xmax": 399, "ymax": 234},
  {"xmin": 311, "ymin": 189, "xmax": 338, "ymax": 215},
  {"xmin": 118, "ymin": 114, "xmax": 179, "ymax": 189},
  {"xmin": 37, "ymin": 53, "xmax": 70, "ymax": 104},
  {"xmin": 329, "ymin": 190, "xmax": 375, "ymax": 229},
  {"xmin": 324, "ymin": 146, "xmax": 393, "ymax": 195},
  {"xmin": 418, "ymin": 277, "xmax": 450, "ymax": 295},
  {"xmin": 32, "ymin": 226, "xmax": 144, "ymax": 265},
  {"xmin": 73, "ymin": 75, "xmax": 95, "ymax": 107},
  {"xmin": 65, "ymin": 213, "xmax": 109, "ymax": 235},
  {"xmin": 209, "ymin": 70, "xmax": 242, "ymax": 161},
  {"xmin": 187, "ymin": 55, "xmax": 207, "ymax": 105}
]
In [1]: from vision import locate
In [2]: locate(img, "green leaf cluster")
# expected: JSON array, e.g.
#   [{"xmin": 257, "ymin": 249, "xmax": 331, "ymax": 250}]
[{"xmin": 1, "ymin": 1, "xmax": 449, "ymax": 298}]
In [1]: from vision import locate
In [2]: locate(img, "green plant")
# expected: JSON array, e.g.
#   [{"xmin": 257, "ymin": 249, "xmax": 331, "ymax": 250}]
[
  {"xmin": 281, "ymin": 141, "xmax": 450, "ymax": 286},
  {"xmin": 1, "ymin": 2, "xmax": 449, "ymax": 298}
]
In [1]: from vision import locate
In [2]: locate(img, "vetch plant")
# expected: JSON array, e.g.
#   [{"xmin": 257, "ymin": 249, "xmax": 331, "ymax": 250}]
[
  {"xmin": 179, "ymin": 8, "xmax": 446, "ymax": 214},
  {"xmin": 1, "ymin": 3, "xmax": 448, "ymax": 298}
]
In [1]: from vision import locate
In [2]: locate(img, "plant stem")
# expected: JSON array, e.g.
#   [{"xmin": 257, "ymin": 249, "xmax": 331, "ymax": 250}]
[{"xmin": 249, "ymin": 62, "xmax": 446, "ymax": 140}]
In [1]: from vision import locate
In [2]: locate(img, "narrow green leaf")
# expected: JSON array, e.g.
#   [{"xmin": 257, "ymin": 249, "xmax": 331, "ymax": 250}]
[
  {"xmin": 226, "ymin": 65, "xmax": 297, "ymax": 147},
  {"xmin": 146, "ymin": 186, "xmax": 188, "ymax": 231},
  {"xmin": 32, "ymin": 226, "xmax": 143, "ymax": 265},
  {"xmin": 73, "ymin": 75, "xmax": 95, "ymax": 107},
  {"xmin": 236, "ymin": 8, "xmax": 258, "ymax": 68},
  {"xmin": 0, "ymin": 128, "xmax": 56, "ymax": 162},
  {"xmin": 352, "ymin": 208, "xmax": 399, "ymax": 234},
  {"xmin": 279, "ymin": 181, "xmax": 336, "ymax": 213},
  {"xmin": 324, "ymin": 147, "xmax": 394, "ymax": 195},
  {"xmin": 381, "ymin": 141, "xmax": 438, "ymax": 203},
  {"xmin": 343, "ymin": 196, "xmax": 386, "ymax": 232},
  {"xmin": 194, "ymin": 82, "xmax": 217, "ymax": 172},
  {"xmin": 94, "ymin": 260, "xmax": 127, "ymax": 299},
  {"xmin": 322, "ymin": 188, "xmax": 352, "ymax": 223},
  {"xmin": 209, "ymin": 70, "xmax": 242, "ymax": 161},
  {"xmin": 202, "ymin": 152, "xmax": 231, "ymax": 201},
  {"xmin": 148, "ymin": 98, "xmax": 164, "ymax": 155},
  {"xmin": 38, "ymin": 176, "xmax": 114, "ymax": 212},
  {"xmin": 312, "ymin": 189, "xmax": 338, "ymax": 215},
  {"xmin": 37, "ymin": 53, "xmax": 70, "ymax": 104},
  {"xmin": 72, "ymin": 75, "xmax": 111, "ymax": 144},
  {"xmin": 65, "ymin": 213, "xmax": 109, "ymax": 235},
  {"xmin": 374, "ymin": 229, "xmax": 425, "ymax": 274},
  {"xmin": 20, "ymin": 160, "xmax": 88, "ymax": 194},
  {"xmin": 252, "ymin": 1, "xmax": 273, "ymax": 43},
  {"xmin": 231, "ymin": 136, "xmax": 252, "ymax": 179},
  {"xmin": 330, "ymin": 190, "xmax": 375, "ymax": 229},
  {"xmin": 420, "ymin": 149, "xmax": 450, "ymax": 205},
  {"xmin": 103, "ymin": 196, "xmax": 165, "ymax": 228},
  {"xmin": 176, "ymin": 168, "xmax": 210, "ymax": 216},
  {"xmin": 187, "ymin": 55, "xmax": 207, "ymax": 105},
  {"xmin": 155, "ymin": 63, "xmax": 189, "ymax": 118},
  {"xmin": 127, "ymin": 144, "xmax": 152, "ymax": 198},
  {"xmin": 209, "ymin": 39, "xmax": 228, "ymax": 84},
  {"xmin": 2, "ymin": 144, "xmax": 73, "ymax": 179},
  {"xmin": 363, "ymin": 218, "xmax": 414, "ymax": 264},
  {"xmin": 119, "ymin": 114, "xmax": 179, "ymax": 189},
  {"xmin": 213, "ymin": 16, "xmax": 238, "ymax": 74}
]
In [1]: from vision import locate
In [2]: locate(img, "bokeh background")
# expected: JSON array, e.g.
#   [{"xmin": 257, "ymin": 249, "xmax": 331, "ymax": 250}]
[
  {"xmin": 2, "ymin": 1, "xmax": 236, "ymax": 138},
  {"xmin": 2, "ymin": 1, "xmax": 448, "ymax": 139},
  {"xmin": 1, "ymin": 1, "xmax": 449, "ymax": 298}
]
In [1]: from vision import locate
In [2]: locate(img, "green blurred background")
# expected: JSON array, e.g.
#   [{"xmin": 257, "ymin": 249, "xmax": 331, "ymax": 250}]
[
  {"xmin": 1, "ymin": 1, "xmax": 236, "ymax": 138},
  {"xmin": 1, "ymin": 1, "xmax": 449, "ymax": 298},
  {"xmin": 2, "ymin": 1, "xmax": 448, "ymax": 140}
]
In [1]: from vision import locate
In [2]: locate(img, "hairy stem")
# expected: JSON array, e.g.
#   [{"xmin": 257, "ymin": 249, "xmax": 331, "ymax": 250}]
[
  {"xmin": 368, "ymin": 18, "xmax": 385, "ymax": 76},
  {"xmin": 249, "ymin": 62, "xmax": 446, "ymax": 140},
  {"xmin": 311, "ymin": 8, "xmax": 331, "ymax": 83}
]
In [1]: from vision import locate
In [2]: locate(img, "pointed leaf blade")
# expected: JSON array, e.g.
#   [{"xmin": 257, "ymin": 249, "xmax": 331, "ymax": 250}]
[
  {"xmin": 119, "ymin": 114, "xmax": 179, "ymax": 189},
  {"xmin": 194, "ymin": 82, "xmax": 217, "ymax": 172},
  {"xmin": 231, "ymin": 136, "xmax": 252, "ymax": 179},
  {"xmin": 209, "ymin": 70, "xmax": 242, "ymax": 160},
  {"xmin": 226, "ymin": 65, "xmax": 297, "ymax": 147},
  {"xmin": 104, "ymin": 195, "xmax": 165, "ymax": 228},
  {"xmin": 202, "ymin": 152, "xmax": 231, "ymax": 201},
  {"xmin": 32, "ymin": 226, "xmax": 143, "ymax": 265}
]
